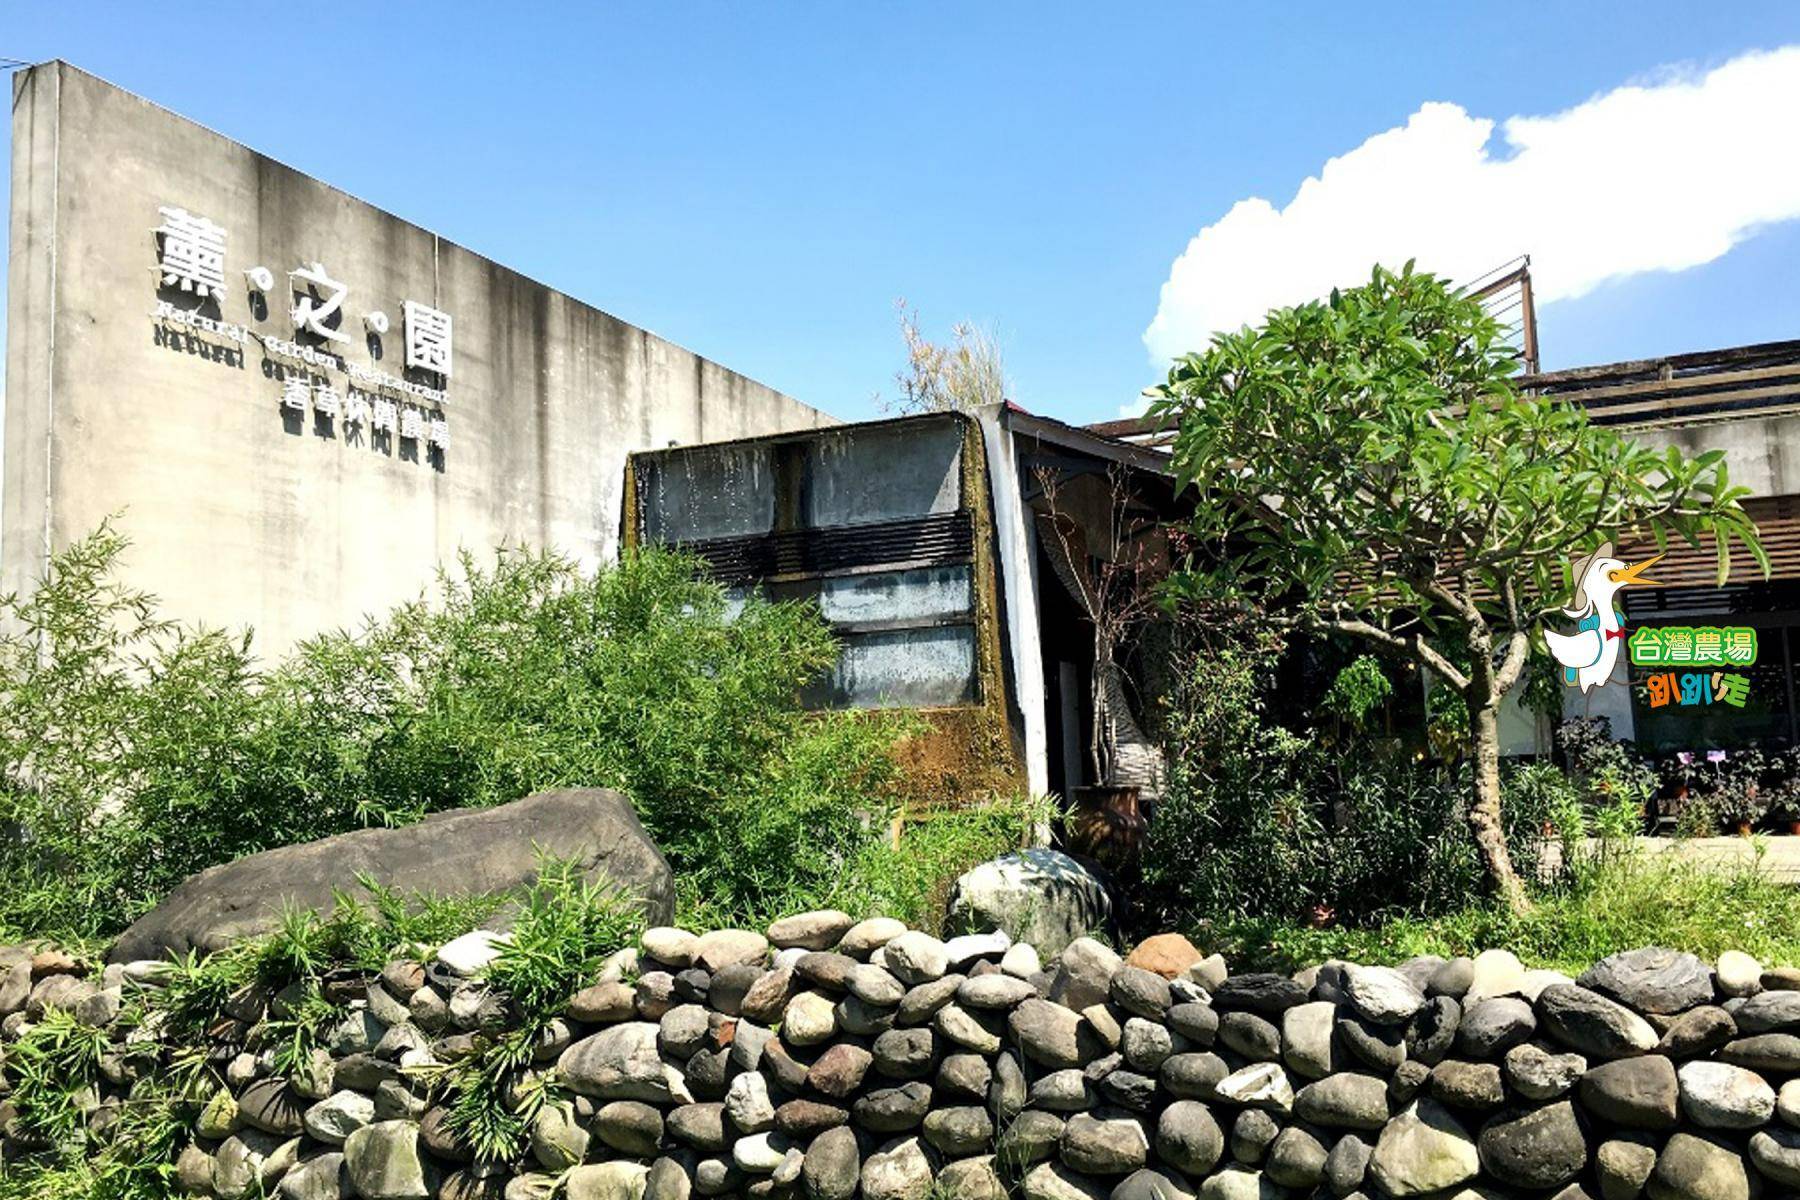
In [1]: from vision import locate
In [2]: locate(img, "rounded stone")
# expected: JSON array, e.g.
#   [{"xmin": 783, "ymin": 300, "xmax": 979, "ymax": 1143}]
[
  {"xmin": 873, "ymin": 1026, "xmax": 938, "ymax": 1079},
  {"xmin": 861, "ymin": 1136, "xmax": 935, "ymax": 1200},
  {"xmin": 884, "ymin": 932, "xmax": 951, "ymax": 985},
  {"xmin": 1012, "ymin": 997, "xmax": 1097, "ymax": 1069},
  {"xmin": 1112, "ymin": 967, "xmax": 1174, "ymax": 1020},
  {"xmin": 959, "ymin": 973, "xmax": 1036, "ymax": 1009},
  {"xmin": 1505, "ymin": 1042, "xmax": 1587, "ymax": 1101},
  {"xmin": 642, "ymin": 928, "xmax": 699, "ymax": 967},
  {"xmin": 1155, "ymin": 1100, "xmax": 1223, "ymax": 1175},
  {"xmin": 1062, "ymin": 1111, "xmax": 1150, "ymax": 1175},
  {"xmin": 1597, "ymin": 1137, "xmax": 1658, "ymax": 1200},
  {"xmin": 1282, "ymin": 1001, "xmax": 1338, "ymax": 1079},
  {"xmin": 1457, "ymin": 997, "xmax": 1536, "ymax": 1057},
  {"xmin": 1266, "ymin": 1125, "xmax": 1329, "ymax": 1188},
  {"xmin": 1677, "ymin": 1060, "xmax": 1776, "ymax": 1129},
  {"xmin": 1169, "ymin": 1002, "xmax": 1220, "ymax": 1047},
  {"xmin": 1428, "ymin": 1060, "xmax": 1504, "ymax": 1112},
  {"xmin": 766, "ymin": 910, "xmax": 853, "ymax": 951},
  {"xmin": 1731, "ymin": 989, "xmax": 1800, "ymax": 1034},
  {"xmin": 343, "ymin": 1120, "xmax": 430, "ymax": 1200},
  {"xmin": 1339, "ymin": 1014, "xmax": 1406, "ymax": 1073},
  {"xmin": 802, "ymin": 1126, "xmax": 860, "ymax": 1200},
  {"xmin": 1648, "ymin": 1131, "xmax": 1753, "ymax": 1200},
  {"xmin": 844, "ymin": 963, "xmax": 906, "ymax": 1007},
  {"xmin": 1325, "ymin": 1133, "xmax": 1372, "ymax": 1196},
  {"xmin": 1658, "ymin": 1007, "xmax": 1738, "ymax": 1061},
  {"xmin": 853, "ymin": 1081, "xmax": 934, "ymax": 1133},
  {"xmin": 304, "ymin": 1090, "xmax": 376, "ymax": 1146},
  {"xmin": 1477, "ymin": 1100, "xmax": 1587, "ymax": 1190},
  {"xmin": 936, "ymin": 1001, "xmax": 1003, "ymax": 1053},
  {"xmin": 1024, "ymin": 1161, "xmax": 1108, "ymax": 1200},
  {"xmin": 693, "ymin": 929, "xmax": 768, "ymax": 973},
  {"xmin": 1717, "ymin": 952, "xmax": 1763, "ymax": 999},
  {"xmin": 921, "ymin": 1104, "xmax": 993, "ymax": 1155},
  {"xmin": 1538, "ymin": 984, "xmax": 1660, "ymax": 1058},
  {"xmin": 1579, "ymin": 1055, "xmax": 1680, "ymax": 1129},
  {"xmin": 1346, "ymin": 966, "xmax": 1426, "ymax": 1025},
  {"xmin": 1229, "ymin": 1108, "xmax": 1279, "ymax": 1164},
  {"xmin": 564, "ymin": 1163, "xmax": 650, "ymax": 1200},
  {"xmin": 1161, "ymin": 1052, "xmax": 1228, "ymax": 1100},
  {"xmin": 724, "ymin": 1072, "xmax": 775, "ymax": 1133},
  {"xmin": 1405, "ymin": 995, "xmax": 1460, "ymax": 1067},
  {"xmin": 807, "ymin": 1043, "xmax": 874, "ymax": 1098},
  {"xmin": 1580, "ymin": 948, "xmax": 1714, "ymax": 1015},
  {"xmin": 1127, "ymin": 933, "xmax": 1203, "ymax": 979},
  {"xmin": 1220, "ymin": 1011, "xmax": 1281, "ymax": 1062},
  {"xmin": 1748, "ymin": 1127, "xmax": 1800, "ymax": 1189},
  {"xmin": 1294, "ymin": 1073, "xmax": 1389, "ymax": 1130},
  {"xmin": 594, "ymin": 1100, "xmax": 663, "ymax": 1157},
  {"xmin": 666, "ymin": 1102, "xmax": 727, "ymax": 1151},
  {"xmin": 781, "ymin": 990, "xmax": 838, "ymax": 1045},
  {"xmin": 1113, "ymin": 1167, "xmax": 1197, "ymax": 1200}
]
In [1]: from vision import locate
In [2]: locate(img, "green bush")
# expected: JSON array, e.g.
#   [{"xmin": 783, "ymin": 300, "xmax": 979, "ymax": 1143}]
[
  {"xmin": 1139, "ymin": 638, "xmax": 1567, "ymax": 931},
  {"xmin": 0, "ymin": 525, "xmax": 908, "ymax": 944}
]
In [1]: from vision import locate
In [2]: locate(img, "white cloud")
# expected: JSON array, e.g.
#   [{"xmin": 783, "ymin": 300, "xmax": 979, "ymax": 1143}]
[{"xmin": 1141, "ymin": 46, "xmax": 1800, "ymax": 377}]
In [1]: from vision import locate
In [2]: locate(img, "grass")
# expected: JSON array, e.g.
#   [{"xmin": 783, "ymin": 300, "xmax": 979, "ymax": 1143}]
[
  {"xmin": 673, "ymin": 792, "xmax": 1053, "ymax": 936},
  {"xmin": 1194, "ymin": 842, "xmax": 1800, "ymax": 975}
]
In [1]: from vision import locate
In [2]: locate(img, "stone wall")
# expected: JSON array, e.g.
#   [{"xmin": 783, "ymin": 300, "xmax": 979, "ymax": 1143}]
[{"xmin": 4, "ymin": 920, "xmax": 1800, "ymax": 1200}]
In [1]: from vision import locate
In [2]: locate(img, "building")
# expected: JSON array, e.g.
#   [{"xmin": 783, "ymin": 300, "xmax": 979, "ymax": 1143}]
[
  {"xmin": 627, "ymin": 406, "xmax": 1186, "ymax": 805},
  {"xmin": 1520, "ymin": 339, "xmax": 1800, "ymax": 755},
  {"xmin": 3, "ymin": 62, "xmax": 830, "ymax": 657}
]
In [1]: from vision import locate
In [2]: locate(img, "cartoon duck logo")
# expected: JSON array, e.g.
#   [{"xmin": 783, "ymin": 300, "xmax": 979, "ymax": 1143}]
[{"xmin": 1543, "ymin": 542, "xmax": 1663, "ymax": 692}]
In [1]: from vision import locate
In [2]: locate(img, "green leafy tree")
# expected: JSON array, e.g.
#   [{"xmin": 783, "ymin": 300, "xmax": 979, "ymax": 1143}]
[{"xmin": 1149, "ymin": 263, "xmax": 1763, "ymax": 912}]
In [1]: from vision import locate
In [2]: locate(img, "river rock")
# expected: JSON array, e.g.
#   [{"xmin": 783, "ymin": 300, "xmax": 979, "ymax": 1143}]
[
  {"xmin": 1648, "ymin": 1132, "xmax": 1753, "ymax": 1200},
  {"xmin": 1478, "ymin": 1101, "xmax": 1587, "ymax": 1190},
  {"xmin": 1678, "ymin": 1060, "xmax": 1776, "ymax": 1129},
  {"xmin": 1581, "ymin": 948, "xmax": 1714, "ymax": 1015},
  {"xmin": 1368, "ymin": 1099, "xmax": 1479, "ymax": 1197},
  {"xmin": 1538, "ymin": 984, "xmax": 1659, "ymax": 1058}
]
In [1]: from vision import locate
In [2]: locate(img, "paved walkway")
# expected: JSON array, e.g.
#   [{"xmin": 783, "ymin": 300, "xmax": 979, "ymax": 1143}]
[{"xmin": 1572, "ymin": 836, "xmax": 1800, "ymax": 883}]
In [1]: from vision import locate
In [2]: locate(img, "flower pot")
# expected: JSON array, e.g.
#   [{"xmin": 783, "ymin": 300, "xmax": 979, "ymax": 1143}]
[
  {"xmin": 1734, "ymin": 819, "xmax": 1753, "ymax": 838},
  {"xmin": 1067, "ymin": 784, "xmax": 1147, "ymax": 875},
  {"xmin": 1788, "ymin": 819, "xmax": 1800, "ymax": 836}
]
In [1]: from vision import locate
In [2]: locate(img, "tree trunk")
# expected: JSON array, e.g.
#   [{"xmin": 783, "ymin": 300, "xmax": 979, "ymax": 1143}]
[{"xmin": 1468, "ymin": 698, "xmax": 1532, "ymax": 914}]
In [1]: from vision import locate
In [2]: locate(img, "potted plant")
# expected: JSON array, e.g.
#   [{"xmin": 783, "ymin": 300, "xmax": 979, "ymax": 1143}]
[
  {"xmin": 1706, "ymin": 749, "xmax": 1767, "ymax": 836},
  {"xmin": 1764, "ymin": 749, "xmax": 1800, "ymax": 835}
]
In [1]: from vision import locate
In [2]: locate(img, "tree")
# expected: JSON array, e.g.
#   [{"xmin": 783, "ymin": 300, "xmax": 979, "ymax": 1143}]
[
  {"xmin": 1148, "ymin": 263, "xmax": 1763, "ymax": 912},
  {"xmin": 885, "ymin": 300, "xmax": 1008, "ymax": 414}
]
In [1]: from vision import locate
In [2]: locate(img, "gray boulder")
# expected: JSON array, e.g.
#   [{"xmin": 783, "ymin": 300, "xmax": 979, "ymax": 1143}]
[
  {"xmin": 1580, "ymin": 948, "xmax": 1714, "ymax": 1015},
  {"xmin": 946, "ymin": 849, "xmax": 1112, "ymax": 957},
  {"xmin": 1478, "ymin": 1101, "xmax": 1588, "ymax": 1190},
  {"xmin": 110, "ymin": 789, "xmax": 673, "ymax": 962},
  {"xmin": 1649, "ymin": 1132, "xmax": 1753, "ymax": 1200}
]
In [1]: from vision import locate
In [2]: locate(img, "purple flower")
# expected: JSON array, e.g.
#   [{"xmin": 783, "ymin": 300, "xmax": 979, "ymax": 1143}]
[
  {"xmin": 1678, "ymin": 751, "xmax": 1694, "ymax": 765},
  {"xmin": 1707, "ymin": 749, "xmax": 1728, "ymax": 763}
]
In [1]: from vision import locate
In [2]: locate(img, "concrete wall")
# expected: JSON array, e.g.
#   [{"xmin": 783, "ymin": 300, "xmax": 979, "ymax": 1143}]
[{"xmin": 4, "ymin": 62, "xmax": 831, "ymax": 658}]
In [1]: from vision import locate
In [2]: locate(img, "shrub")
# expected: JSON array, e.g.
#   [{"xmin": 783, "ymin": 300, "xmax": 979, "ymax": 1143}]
[
  {"xmin": 0, "ymin": 526, "xmax": 908, "ymax": 943},
  {"xmin": 1139, "ymin": 638, "xmax": 1570, "ymax": 933}
]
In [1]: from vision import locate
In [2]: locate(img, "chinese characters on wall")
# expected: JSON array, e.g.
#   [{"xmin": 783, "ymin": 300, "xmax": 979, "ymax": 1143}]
[
  {"xmin": 1629, "ymin": 625, "xmax": 1758, "ymax": 711},
  {"xmin": 151, "ymin": 204, "xmax": 453, "ymax": 460}
]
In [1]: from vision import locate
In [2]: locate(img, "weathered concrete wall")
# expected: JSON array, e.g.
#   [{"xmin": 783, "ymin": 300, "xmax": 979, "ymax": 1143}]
[{"xmin": 4, "ymin": 62, "xmax": 831, "ymax": 657}]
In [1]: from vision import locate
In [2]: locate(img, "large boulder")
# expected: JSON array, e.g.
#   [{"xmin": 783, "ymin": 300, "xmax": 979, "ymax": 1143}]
[
  {"xmin": 945, "ymin": 849, "xmax": 1111, "ymax": 956},
  {"xmin": 110, "ymin": 788, "xmax": 672, "ymax": 963}
]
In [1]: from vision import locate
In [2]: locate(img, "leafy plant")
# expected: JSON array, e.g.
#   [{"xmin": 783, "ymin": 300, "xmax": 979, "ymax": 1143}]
[
  {"xmin": 1149, "ymin": 262, "xmax": 1763, "ymax": 911},
  {"xmin": 430, "ymin": 857, "xmax": 645, "ymax": 1163},
  {"xmin": 0, "ymin": 530, "xmax": 905, "ymax": 943}
]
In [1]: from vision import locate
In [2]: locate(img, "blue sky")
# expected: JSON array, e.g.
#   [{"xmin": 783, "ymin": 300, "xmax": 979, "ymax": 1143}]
[{"xmin": 6, "ymin": 4, "xmax": 1800, "ymax": 424}]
